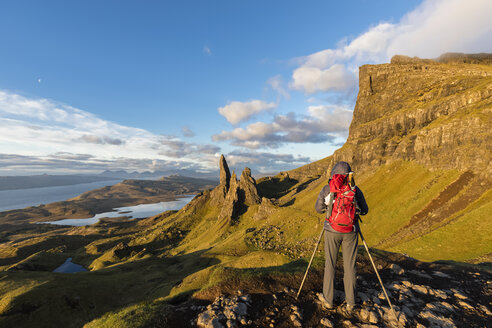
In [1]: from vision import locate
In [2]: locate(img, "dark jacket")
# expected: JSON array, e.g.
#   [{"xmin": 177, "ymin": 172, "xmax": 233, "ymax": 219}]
[{"xmin": 315, "ymin": 183, "xmax": 368, "ymax": 233}]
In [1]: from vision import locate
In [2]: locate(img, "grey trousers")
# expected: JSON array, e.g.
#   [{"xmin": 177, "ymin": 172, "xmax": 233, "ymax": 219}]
[{"xmin": 323, "ymin": 230, "xmax": 358, "ymax": 305}]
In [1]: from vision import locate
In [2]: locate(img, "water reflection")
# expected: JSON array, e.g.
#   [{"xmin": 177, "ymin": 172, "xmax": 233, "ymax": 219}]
[
  {"xmin": 41, "ymin": 195, "xmax": 195, "ymax": 226},
  {"xmin": 53, "ymin": 257, "xmax": 87, "ymax": 273}
]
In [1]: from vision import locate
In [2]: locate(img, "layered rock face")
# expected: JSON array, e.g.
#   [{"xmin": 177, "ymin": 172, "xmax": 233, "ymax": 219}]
[
  {"xmin": 290, "ymin": 53, "xmax": 492, "ymax": 179},
  {"xmin": 337, "ymin": 53, "xmax": 492, "ymax": 175}
]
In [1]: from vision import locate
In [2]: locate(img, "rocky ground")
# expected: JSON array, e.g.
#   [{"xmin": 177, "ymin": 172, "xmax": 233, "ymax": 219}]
[{"xmin": 155, "ymin": 252, "xmax": 491, "ymax": 328}]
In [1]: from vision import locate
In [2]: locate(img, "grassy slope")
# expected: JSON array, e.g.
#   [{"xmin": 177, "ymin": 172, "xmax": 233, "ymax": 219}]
[
  {"xmin": 391, "ymin": 188, "xmax": 492, "ymax": 261},
  {"xmin": 355, "ymin": 161, "xmax": 461, "ymax": 245},
  {"xmin": 9, "ymin": 159, "xmax": 487, "ymax": 327}
]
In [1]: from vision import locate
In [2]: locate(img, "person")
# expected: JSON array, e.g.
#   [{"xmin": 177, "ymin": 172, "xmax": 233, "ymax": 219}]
[{"xmin": 315, "ymin": 161, "xmax": 368, "ymax": 311}]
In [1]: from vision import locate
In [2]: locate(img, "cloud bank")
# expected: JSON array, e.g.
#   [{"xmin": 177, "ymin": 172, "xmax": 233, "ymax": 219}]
[
  {"xmin": 218, "ymin": 100, "xmax": 277, "ymax": 125},
  {"xmin": 0, "ymin": 90, "xmax": 311, "ymax": 175},
  {"xmin": 0, "ymin": 90, "xmax": 223, "ymax": 174},
  {"xmin": 213, "ymin": 105, "xmax": 352, "ymax": 149},
  {"xmin": 290, "ymin": 0, "xmax": 492, "ymax": 94}
]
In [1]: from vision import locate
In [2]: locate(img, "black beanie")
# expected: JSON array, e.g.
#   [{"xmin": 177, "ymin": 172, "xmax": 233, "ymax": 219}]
[{"xmin": 330, "ymin": 161, "xmax": 352, "ymax": 177}]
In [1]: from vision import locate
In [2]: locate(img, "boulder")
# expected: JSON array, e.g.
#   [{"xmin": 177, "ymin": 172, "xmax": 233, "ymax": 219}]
[{"xmin": 253, "ymin": 197, "xmax": 277, "ymax": 221}]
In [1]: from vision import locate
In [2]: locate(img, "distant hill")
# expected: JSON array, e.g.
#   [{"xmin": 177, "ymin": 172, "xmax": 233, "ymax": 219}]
[
  {"xmin": 0, "ymin": 175, "xmax": 217, "ymax": 228},
  {"xmin": 98, "ymin": 169, "xmax": 219, "ymax": 180},
  {"xmin": 0, "ymin": 174, "xmax": 117, "ymax": 191},
  {"xmin": 0, "ymin": 170, "xmax": 219, "ymax": 190}
]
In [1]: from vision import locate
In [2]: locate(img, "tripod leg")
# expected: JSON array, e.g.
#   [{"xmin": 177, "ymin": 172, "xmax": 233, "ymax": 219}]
[
  {"xmin": 296, "ymin": 227, "xmax": 324, "ymax": 300},
  {"xmin": 359, "ymin": 230, "xmax": 399, "ymax": 324}
]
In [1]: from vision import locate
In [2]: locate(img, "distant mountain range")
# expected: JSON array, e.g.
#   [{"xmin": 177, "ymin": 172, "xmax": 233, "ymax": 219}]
[
  {"xmin": 97, "ymin": 169, "xmax": 219, "ymax": 180},
  {"xmin": 0, "ymin": 174, "xmax": 116, "ymax": 191},
  {"xmin": 0, "ymin": 170, "xmax": 219, "ymax": 191}
]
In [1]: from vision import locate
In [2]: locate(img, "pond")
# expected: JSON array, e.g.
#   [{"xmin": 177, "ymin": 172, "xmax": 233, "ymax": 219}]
[{"xmin": 53, "ymin": 257, "xmax": 87, "ymax": 273}]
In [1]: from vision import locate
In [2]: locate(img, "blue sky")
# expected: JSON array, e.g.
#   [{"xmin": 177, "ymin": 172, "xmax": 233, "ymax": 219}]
[{"xmin": 0, "ymin": 0, "xmax": 491, "ymax": 176}]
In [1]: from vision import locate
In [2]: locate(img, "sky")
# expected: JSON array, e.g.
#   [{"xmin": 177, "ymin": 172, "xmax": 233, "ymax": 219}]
[{"xmin": 0, "ymin": 0, "xmax": 491, "ymax": 176}]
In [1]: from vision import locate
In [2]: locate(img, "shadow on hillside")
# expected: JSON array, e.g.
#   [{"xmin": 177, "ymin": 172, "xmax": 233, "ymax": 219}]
[
  {"xmin": 0, "ymin": 248, "xmax": 220, "ymax": 328},
  {"xmin": 0, "ymin": 234, "xmax": 100, "ymax": 268},
  {"xmin": 194, "ymin": 258, "xmax": 318, "ymax": 301},
  {"xmin": 433, "ymin": 259, "xmax": 492, "ymax": 272},
  {"xmin": 257, "ymin": 176, "xmax": 298, "ymax": 199},
  {"xmin": 293, "ymin": 177, "xmax": 319, "ymax": 194}
]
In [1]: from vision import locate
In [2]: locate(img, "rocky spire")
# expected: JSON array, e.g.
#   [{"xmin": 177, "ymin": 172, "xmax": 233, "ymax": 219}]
[
  {"xmin": 239, "ymin": 167, "xmax": 261, "ymax": 205},
  {"xmin": 219, "ymin": 154, "xmax": 231, "ymax": 190},
  {"xmin": 218, "ymin": 171, "xmax": 239, "ymax": 221}
]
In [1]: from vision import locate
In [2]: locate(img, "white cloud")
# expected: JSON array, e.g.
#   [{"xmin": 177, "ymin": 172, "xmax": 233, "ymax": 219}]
[
  {"xmin": 290, "ymin": 0, "xmax": 492, "ymax": 94},
  {"xmin": 307, "ymin": 105, "xmax": 353, "ymax": 132},
  {"xmin": 386, "ymin": 0, "xmax": 492, "ymax": 58},
  {"xmin": 158, "ymin": 135, "xmax": 220, "ymax": 160},
  {"xmin": 290, "ymin": 64, "xmax": 357, "ymax": 94},
  {"xmin": 203, "ymin": 46, "xmax": 212, "ymax": 55},
  {"xmin": 218, "ymin": 99, "xmax": 277, "ymax": 125},
  {"xmin": 0, "ymin": 90, "xmax": 222, "ymax": 174}
]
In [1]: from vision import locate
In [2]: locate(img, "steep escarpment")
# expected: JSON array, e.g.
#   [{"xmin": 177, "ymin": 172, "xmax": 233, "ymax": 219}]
[
  {"xmin": 290, "ymin": 53, "xmax": 492, "ymax": 180},
  {"xmin": 347, "ymin": 54, "xmax": 491, "ymax": 173}
]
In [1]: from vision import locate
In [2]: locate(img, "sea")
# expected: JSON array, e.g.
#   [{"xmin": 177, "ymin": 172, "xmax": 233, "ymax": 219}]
[{"xmin": 0, "ymin": 180, "xmax": 122, "ymax": 212}]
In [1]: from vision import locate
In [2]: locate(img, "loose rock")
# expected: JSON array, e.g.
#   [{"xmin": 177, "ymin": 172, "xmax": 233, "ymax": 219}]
[{"xmin": 320, "ymin": 317, "xmax": 334, "ymax": 327}]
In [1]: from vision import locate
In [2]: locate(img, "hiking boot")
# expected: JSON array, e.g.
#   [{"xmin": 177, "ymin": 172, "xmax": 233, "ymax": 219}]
[{"xmin": 316, "ymin": 293, "xmax": 333, "ymax": 309}]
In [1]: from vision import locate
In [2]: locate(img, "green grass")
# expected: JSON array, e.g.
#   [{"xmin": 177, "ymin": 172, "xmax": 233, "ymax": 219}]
[
  {"xmin": 356, "ymin": 161, "xmax": 461, "ymax": 245},
  {"xmin": 391, "ymin": 189, "xmax": 492, "ymax": 261},
  {"xmin": 85, "ymin": 301, "xmax": 163, "ymax": 328},
  {"xmin": 0, "ymin": 249, "xmax": 219, "ymax": 328}
]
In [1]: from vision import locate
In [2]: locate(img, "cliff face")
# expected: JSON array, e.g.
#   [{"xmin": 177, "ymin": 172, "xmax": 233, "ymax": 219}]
[
  {"xmin": 345, "ymin": 54, "xmax": 491, "ymax": 174},
  {"xmin": 290, "ymin": 53, "xmax": 492, "ymax": 179}
]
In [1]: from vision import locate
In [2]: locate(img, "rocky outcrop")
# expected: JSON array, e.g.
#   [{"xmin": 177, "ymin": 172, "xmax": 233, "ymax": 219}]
[
  {"xmin": 253, "ymin": 197, "xmax": 277, "ymax": 221},
  {"xmin": 343, "ymin": 54, "xmax": 492, "ymax": 175},
  {"xmin": 218, "ymin": 172, "xmax": 239, "ymax": 221},
  {"xmin": 196, "ymin": 294, "xmax": 251, "ymax": 328},
  {"xmin": 238, "ymin": 168, "xmax": 261, "ymax": 206},
  {"xmin": 211, "ymin": 157, "xmax": 261, "ymax": 223},
  {"xmin": 210, "ymin": 155, "xmax": 232, "ymax": 207},
  {"xmin": 219, "ymin": 155, "xmax": 231, "ymax": 188}
]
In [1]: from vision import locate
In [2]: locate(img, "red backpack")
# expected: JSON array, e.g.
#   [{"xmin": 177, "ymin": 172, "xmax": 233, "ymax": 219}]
[{"xmin": 326, "ymin": 174, "xmax": 357, "ymax": 233}]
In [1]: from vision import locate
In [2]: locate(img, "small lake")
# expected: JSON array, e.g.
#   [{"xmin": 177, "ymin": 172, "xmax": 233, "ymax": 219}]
[
  {"xmin": 0, "ymin": 180, "xmax": 121, "ymax": 212},
  {"xmin": 40, "ymin": 195, "xmax": 195, "ymax": 226},
  {"xmin": 53, "ymin": 257, "xmax": 87, "ymax": 273}
]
